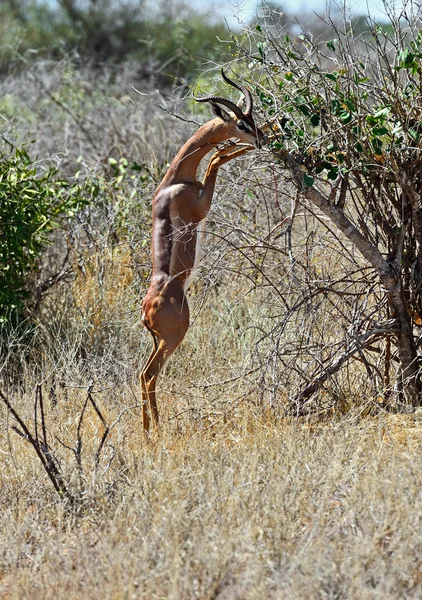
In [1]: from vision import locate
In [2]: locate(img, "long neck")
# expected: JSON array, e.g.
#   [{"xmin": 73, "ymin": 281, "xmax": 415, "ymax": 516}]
[{"xmin": 163, "ymin": 118, "xmax": 230, "ymax": 183}]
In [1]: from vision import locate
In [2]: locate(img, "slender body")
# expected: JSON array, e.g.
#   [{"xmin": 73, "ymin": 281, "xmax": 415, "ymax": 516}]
[{"xmin": 141, "ymin": 71, "xmax": 266, "ymax": 431}]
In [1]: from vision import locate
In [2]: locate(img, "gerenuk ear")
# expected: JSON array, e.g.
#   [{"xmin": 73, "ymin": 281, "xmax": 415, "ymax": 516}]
[{"xmin": 210, "ymin": 102, "xmax": 231, "ymax": 122}]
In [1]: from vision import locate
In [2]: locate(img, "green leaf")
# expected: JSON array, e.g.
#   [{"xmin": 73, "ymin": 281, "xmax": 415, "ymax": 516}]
[
  {"xmin": 340, "ymin": 111, "xmax": 352, "ymax": 124},
  {"xmin": 303, "ymin": 174, "xmax": 314, "ymax": 187},
  {"xmin": 298, "ymin": 104, "xmax": 310, "ymax": 116},
  {"xmin": 327, "ymin": 39, "xmax": 337, "ymax": 52},
  {"xmin": 392, "ymin": 124, "xmax": 403, "ymax": 135},
  {"xmin": 373, "ymin": 107, "xmax": 390, "ymax": 119},
  {"xmin": 325, "ymin": 72, "xmax": 339, "ymax": 81},
  {"xmin": 397, "ymin": 48, "xmax": 417, "ymax": 69},
  {"xmin": 372, "ymin": 126, "xmax": 389, "ymax": 136}
]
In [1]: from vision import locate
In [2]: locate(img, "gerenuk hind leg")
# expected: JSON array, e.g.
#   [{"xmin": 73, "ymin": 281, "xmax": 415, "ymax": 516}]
[{"xmin": 141, "ymin": 281, "xmax": 189, "ymax": 432}]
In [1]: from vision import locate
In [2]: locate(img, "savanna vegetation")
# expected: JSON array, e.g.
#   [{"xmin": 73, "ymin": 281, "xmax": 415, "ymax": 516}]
[{"xmin": 2, "ymin": 1, "xmax": 422, "ymax": 598}]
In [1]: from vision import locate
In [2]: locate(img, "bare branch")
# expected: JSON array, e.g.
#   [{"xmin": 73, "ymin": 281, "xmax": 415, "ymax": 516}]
[
  {"xmin": 294, "ymin": 320, "xmax": 401, "ymax": 410},
  {"xmin": 0, "ymin": 390, "xmax": 72, "ymax": 502}
]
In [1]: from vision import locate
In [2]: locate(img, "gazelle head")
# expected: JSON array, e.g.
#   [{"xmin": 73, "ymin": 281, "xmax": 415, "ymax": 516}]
[{"xmin": 194, "ymin": 69, "xmax": 267, "ymax": 148}]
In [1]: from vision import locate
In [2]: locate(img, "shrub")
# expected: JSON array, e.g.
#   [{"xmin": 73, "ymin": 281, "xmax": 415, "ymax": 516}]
[
  {"xmin": 0, "ymin": 145, "xmax": 87, "ymax": 325},
  {"xmin": 225, "ymin": 2, "xmax": 422, "ymax": 409}
]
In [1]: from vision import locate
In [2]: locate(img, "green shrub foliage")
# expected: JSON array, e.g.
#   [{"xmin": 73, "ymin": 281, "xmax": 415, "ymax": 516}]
[{"xmin": 0, "ymin": 146, "xmax": 87, "ymax": 324}]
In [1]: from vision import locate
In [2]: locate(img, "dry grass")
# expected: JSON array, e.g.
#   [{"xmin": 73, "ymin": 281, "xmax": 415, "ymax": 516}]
[{"xmin": 1, "ymin": 403, "xmax": 422, "ymax": 599}]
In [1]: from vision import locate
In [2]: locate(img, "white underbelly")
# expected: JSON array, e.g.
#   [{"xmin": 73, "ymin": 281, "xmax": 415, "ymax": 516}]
[{"xmin": 184, "ymin": 218, "xmax": 206, "ymax": 292}]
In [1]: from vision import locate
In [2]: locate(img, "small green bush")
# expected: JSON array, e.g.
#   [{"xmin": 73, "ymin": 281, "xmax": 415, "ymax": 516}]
[{"xmin": 0, "ymin": 146, "xmax": 86, "ymax": 324}]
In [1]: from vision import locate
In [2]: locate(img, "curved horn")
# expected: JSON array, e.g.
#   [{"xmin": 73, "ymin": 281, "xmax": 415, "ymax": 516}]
[
  {"xmin": 221, "ymin": 69, "xmax": 253, "ymax": 116},
  {"xmin": 193, "ymin": 93, "xmax": 246, "ymax": 121}
]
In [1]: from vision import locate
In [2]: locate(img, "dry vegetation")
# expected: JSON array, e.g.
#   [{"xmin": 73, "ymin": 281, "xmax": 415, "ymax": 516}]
[
  {"xmin": 2, "ymin": 406, "xmax": 422, "ymax": 599},
  {"xmin": 2, "ymin": 30, "xmax": 422, "ymax": 597}
]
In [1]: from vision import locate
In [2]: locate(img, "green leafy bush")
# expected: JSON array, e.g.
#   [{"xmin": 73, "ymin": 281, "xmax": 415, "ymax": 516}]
[{"xmin": 0, "ymin": 146, "xmax": 87, "ymax": 324}]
